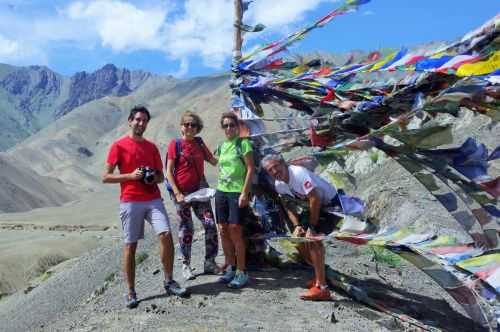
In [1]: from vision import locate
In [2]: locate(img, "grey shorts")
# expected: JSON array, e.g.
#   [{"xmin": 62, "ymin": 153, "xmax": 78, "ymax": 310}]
[{"xmin": 119, "ymin": 199, "xmax": 171, "ymax": 244}]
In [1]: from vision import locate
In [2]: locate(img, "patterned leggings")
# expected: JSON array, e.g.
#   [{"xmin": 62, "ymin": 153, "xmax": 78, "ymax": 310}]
[{"xmin": 174, "ymin": 200, "xmax": 218, "ymax": 265}]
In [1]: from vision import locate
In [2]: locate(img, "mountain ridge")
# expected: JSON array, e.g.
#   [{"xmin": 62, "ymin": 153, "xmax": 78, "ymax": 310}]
[{"xmin": 0, "ymin": 63, "xmax": 177, "ymax": 151}]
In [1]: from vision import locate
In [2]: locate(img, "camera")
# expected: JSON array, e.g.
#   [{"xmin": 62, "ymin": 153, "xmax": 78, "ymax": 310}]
[{"xmin": 139, "ymin": 166, "xmax": 156, "ymax": 184}]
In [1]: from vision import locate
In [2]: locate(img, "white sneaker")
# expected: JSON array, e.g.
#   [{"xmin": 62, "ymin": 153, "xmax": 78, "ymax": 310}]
[{"xmin": 182, "ymin": 264, "xmax": 195, "ymax": 280}]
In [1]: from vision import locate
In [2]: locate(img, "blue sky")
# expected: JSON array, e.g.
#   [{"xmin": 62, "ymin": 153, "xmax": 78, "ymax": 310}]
[{"xmin": 0, "ymin": 0, "xmax": 498, "ymax": 77}]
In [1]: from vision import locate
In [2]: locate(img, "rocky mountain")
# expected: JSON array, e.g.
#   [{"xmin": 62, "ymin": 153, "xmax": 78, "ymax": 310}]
[
  {"xmin": 57, "ymin": 64, "xmax": 152, "ymax": 118},
  {"xmin": 0, "ymin": 63, "xmax": 164, "ymax": 151}
]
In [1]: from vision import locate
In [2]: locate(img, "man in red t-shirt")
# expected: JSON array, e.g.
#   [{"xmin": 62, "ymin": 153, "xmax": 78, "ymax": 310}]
[{"xmin": 102, "ymin": 106, "xmax": 188, "ymax": 308}]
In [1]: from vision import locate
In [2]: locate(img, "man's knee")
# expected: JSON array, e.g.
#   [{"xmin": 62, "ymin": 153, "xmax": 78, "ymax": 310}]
[
  {"xmin": 158, "ymin": 231, "xmax": 173, "ymax": 243},
  {"xmin": 124, "ymin": 242, "xmax": 138, "ymax": 253}
]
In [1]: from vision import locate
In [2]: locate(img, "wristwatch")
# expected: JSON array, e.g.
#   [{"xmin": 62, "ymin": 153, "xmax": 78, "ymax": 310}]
[{"xmin": 309, "ymin": 224, "xmax": 318, "ymax": 233}]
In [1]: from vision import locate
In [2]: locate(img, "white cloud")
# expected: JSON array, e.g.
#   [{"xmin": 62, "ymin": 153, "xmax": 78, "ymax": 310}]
[
  {"xmin": 247, "ymin": 0, "xmax": 324, "ymax": 29},
  {"xmin": 0, "ymin": 34, "xmax": 47, "ymax": 65},
  {"xmin": 170, "ymin": 57, "xmax": 189, "ymax": 77},
  {"xmin": 162, "ymin": 0, "xmax": 340, "ymax": 69},
  {"xmin": 0, "ymin": 34, "xmax": 19, "ymax": 57},
  {"xmin": 163, "ymin": 0, "xmax": 233, "ymax": 68},
  {"xmin": 65, "ymin": 0, "xmax": 169, "ymax": 51},
  {"xmin": 0, "ymin": 0, "xmax": 344, "ymax": 73}
]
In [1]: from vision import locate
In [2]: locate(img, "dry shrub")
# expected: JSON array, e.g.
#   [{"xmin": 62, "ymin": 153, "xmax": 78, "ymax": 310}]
[
  {"xmin": 33, "ymin": 253, "xmax": 68, "ymax": 277},
  {"xmin": 0, "ymin": 277, "xmax": 14, "ymax": 298}
]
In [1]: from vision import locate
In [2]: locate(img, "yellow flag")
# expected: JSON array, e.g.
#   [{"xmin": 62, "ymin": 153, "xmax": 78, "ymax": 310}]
[
  {"xmin": 456, "ymin": 51, "xmax": 500, "ymax": 76},
  {"xmin": 291, "ymin": 64, "xmax": 309, "ymax": 75},
  {"xmin": 369, "ymin": 50, "xmax": 398, "ymax": 72}
]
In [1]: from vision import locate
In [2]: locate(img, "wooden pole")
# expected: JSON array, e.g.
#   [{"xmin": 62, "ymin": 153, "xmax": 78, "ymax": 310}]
[{"xmin": 233, "ymin": 0, "xmax": 242, "ymax": 64}]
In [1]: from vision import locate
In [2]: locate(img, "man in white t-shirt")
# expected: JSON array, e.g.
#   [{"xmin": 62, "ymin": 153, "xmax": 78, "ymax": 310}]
[{"xmin": 262, "ymin": 154, "xmax": 338, "ymax": 301}]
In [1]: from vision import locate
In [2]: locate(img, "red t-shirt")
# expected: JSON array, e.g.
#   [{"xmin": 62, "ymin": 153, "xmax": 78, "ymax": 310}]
[
  {"xmin": 167, "ymin": 138, "xmax": 213, "ymax": 194},
  {"xmin": 107, "ymin": 136, "xmax": 163, "ymax": 202}
]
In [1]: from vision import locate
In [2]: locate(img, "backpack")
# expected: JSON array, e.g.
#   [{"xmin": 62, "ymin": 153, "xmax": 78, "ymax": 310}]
[
  {"xmin": 215, "ymin": 137, "xmax": 242, "ymax": 161},
  {"xmin": 165, "ymin": 137, "xmax": 209, "ymax": 194},
  {"xmin": 215, "ymin": 137, "xmax": 261, "ymax": 184}
]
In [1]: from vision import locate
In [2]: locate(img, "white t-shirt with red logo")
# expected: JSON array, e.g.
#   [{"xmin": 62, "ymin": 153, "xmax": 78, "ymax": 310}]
[{"xmin": 274, "ymin": 165, "xmax": 337, "ymax": 205}]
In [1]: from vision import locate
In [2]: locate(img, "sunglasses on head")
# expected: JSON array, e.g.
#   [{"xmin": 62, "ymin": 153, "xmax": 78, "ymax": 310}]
[
  {"xmin": 183, "ymin": 122, "xmax": 198, "ymax": 128},
  {"xmin": 222, "ymin": 123, "xmax": 236, "ymax": 129}
]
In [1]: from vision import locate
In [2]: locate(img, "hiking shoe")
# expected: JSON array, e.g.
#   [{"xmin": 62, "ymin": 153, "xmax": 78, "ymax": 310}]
[
  {"xmin": 125, "ymin": 291, "xmax": 138, "ymax": 309},
  {"xmin": 227, "ymin": 271, "xmax": 249, "ymax": 289},
  {"xmin": 299, "ymin": 286, "xmax": 332, "ymax": 301},
  {"xmin": 164, "ymin": 280, "xmax": 189, "ymax": 298},
  {"xmin": 203, "ymin": 260, "xmax": 222, "ymax": 274},
  {"xmin": 182, "ymin": 264, "xmax": 196, "ymax": 280},
  {"xmin": 218, "ymin": 267, "xmax": 236, "ymax": 284}
]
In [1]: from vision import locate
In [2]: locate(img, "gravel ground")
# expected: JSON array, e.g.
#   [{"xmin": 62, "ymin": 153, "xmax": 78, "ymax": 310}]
[{"xmin": 6, "ymin": 234, "xmax": 481, "ymax": 332}]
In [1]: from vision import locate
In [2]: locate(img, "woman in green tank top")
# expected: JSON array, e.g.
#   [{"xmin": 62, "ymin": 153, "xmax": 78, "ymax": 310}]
[{"xmin": 214, "ymin": 112, "xmax": 254, "ymax": 289}]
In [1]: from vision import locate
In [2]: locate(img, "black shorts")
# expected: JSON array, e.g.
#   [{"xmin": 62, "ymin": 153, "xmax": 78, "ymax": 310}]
[
  {"xmin": 215, "ymin": 190, "xmax": 246, "ymax": 225},
  {"xmin": 300, "ymin": 210, "xmax": 341, "ymax": 235}
]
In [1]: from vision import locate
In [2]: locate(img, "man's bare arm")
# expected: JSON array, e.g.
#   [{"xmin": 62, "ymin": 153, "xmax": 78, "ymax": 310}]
[
  {"xmin": 101, "ymin": 163, "xmax": 141, "ymax": 183},
  {"xmin": 285, "ymin": 207, "xmax": 301, "ymax": 229}
]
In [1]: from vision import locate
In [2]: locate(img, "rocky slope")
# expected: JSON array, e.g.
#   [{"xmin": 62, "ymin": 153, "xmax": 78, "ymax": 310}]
[{"xmin": 0, "ymin": 153, "xmax": 76, "ymax": 213}]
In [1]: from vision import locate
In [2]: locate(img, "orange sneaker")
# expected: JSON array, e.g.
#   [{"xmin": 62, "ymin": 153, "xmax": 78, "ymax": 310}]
[{"xmin": 299, "ymin": 286, "xmax": 332, "ymax": 301}]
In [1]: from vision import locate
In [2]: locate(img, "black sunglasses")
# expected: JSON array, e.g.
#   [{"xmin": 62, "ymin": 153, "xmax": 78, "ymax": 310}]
[
  {"xmin": 183, "ymin": 122, "xmax": 198, "ymax": 128},
  {"xmin": 222, "ymin": 123, "xmax": 236, "ymax": 129}
]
